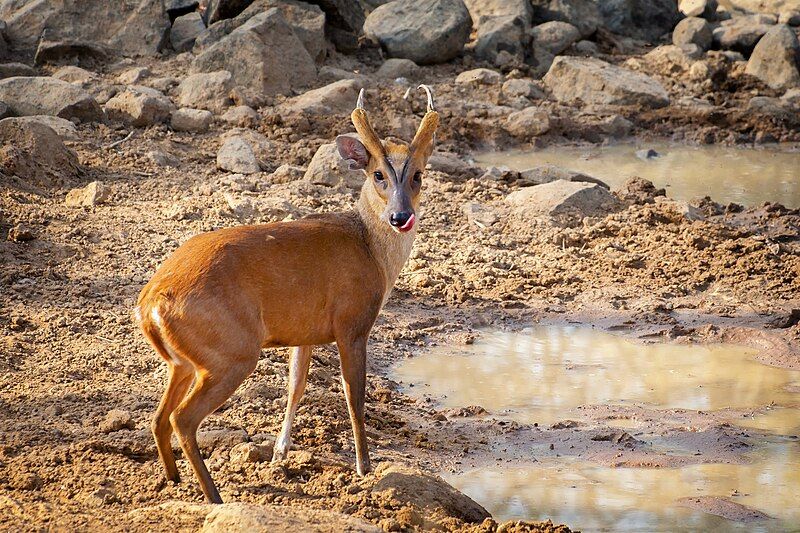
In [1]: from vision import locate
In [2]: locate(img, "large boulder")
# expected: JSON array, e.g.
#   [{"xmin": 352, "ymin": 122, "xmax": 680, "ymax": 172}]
[
  {"xmin": 0, "ymin": 62, "xmax": 37, "ymax": 79},
  {"xmin": 595, "ymin": 0, "xmax": 681, "ymax": 42},
  {"xmin": 171, "ymin": 107, "xmax": 213, "ymax": 132},
  {"xmin": 177, "ymin": 70, "xmax": 234, "ymax": 113},
  {"xmin": 0, "ymin": 117, "xmax": 80, "ymax": 188},
  {"xmin": 196, "ymin": 0, "xmax": 326, "ymax": 63},
  {"xmin": 679, "ymin": 0, "xmax": 717, "ymax": 19},
  {"xmin": 506, "ymin": 179, "xmax": 623, "ymax": 226},
  {"xmin": 217, "ymin": 136, "xmax": 261, "ymax": 174},
  {"xmin": 712, "ymin": 14, "xmax": 775, "ymax": 54},
  {"xmin": 543, "ymin": 56, "xmax": 670, "ymax": 108},
  {"xmin": 191, "ymin": 8, "xmax": 316, "ymax": 96},
  {"xmin": 307, "ymin": 0, "xmax": 365, "ymax": 53},
  {"xmin": 532, "ymin": 0, "xmax": 602, "ymax": 38},
  {"xmin": 280, "ymin": 79, "xmax": 361, "ymax": 116},
  {"xmin": 673, "ymin": 16, "xmax": 713, "ymax": 50},
  {"xmin": 504, "ymin": 106, "xmax": 551, "ymax": 137},
  {"xmin": 463, "ymin": 0, "xmax": 533, "ymax": 25},
  {"xmin": 474, "ymin": 14, "xmax": 529, "ymax": 64},
  {"xmin": 363, "ymin": 0, "xmax": 472, "ymax": 64},
  {"xmin": 0, "ymin": 76, "xmax": 102, "ymax": 122},
  {"xmin": 170, "ymin": 12, "xmax": 206, "ymax": 53},
  {"xmin": 35, "ymin": 0, "xmax": 169, "ymax": 61},
  {"xmin": 531, "ymin": 21, "xmax": 581, "ymax": 55},
  {"xmin": 104, "ymin": 86, "xmax": 173, "ymax": 127},
  {"xmin": 0, "ymin": 0, "xmax": 57, "ymax": 51},
  {"xmin": 745, "ymin": 24, "xmax": 800, "ymax": 90}
]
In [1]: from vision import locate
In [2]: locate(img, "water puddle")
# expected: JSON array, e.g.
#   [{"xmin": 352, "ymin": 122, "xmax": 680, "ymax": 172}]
[
  {"xmin": 474, "ymin": 143, "xmax": 800, "ymax": 208},
  {"xmin": 393, "ymin": 326, "xmax": 800, "ymax": 531}
]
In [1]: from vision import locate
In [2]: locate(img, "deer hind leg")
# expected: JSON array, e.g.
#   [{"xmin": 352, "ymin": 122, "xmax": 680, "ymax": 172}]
[
  {"xmin": 152, "ymin": 361, "xmax": 194, "ymax": 483},
  {"xmin": 272, "ymin": 345, "xmax": 313, "ymax": 462},
  {"xmin": 169, "ymin": 353, "xmax": 258, "ymax": 504},
  {"xmin": 337, "ymin": 336, "xmax": 371, "ymax": 476}
]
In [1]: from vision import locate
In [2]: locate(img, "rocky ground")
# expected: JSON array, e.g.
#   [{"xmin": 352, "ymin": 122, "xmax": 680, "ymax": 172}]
[{"xmin": 1, "ymin": 0, "xmax": 800, "ymax": 531}]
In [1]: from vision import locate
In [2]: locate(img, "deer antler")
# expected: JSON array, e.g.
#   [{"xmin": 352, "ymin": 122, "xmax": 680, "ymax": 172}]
[
  {"xmin": 351, "ymin": 88, "xmax": 385, "ymax": 159},
  {"xmin": 407, "ymin": 85, "xmax": 439, "ymax": 153}
]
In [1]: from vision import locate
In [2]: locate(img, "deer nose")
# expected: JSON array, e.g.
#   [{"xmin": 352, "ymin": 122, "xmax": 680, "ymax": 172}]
[{"xmin": 389, "ymin": 211, "xmax": 414, "ymax": 231}]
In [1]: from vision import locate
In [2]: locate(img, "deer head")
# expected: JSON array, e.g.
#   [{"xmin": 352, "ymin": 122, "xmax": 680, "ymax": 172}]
[{"xmin": 336, "ymin": 85, "xmax": 439, "ymax": 233}]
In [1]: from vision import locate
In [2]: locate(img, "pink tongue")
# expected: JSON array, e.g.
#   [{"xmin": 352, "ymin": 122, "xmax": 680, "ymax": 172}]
[{"xmin": 400, "ymin": 213, "xmax": 416, "ymax": 231}]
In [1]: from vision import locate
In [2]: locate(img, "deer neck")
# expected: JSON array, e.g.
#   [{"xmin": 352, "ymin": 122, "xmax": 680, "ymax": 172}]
[{"xmin": 356, "ymin": 185, "xmax": 416, "ymax": 300}]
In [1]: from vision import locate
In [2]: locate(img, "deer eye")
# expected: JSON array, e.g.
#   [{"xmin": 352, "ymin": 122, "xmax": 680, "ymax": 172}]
[
  {"xmin": 413, "ymin": 171, "xmax": 422, "ymax": 184},
  {"xmin": 373, "ymin": 171, "xmax": 385, "ymax": 182}
]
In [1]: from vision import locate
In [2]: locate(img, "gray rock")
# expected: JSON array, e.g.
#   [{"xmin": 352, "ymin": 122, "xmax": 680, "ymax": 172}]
[
  {"xmin": 0, "ymin": 117, "xmax": 80, "ymax": 187},
  {"xmin": 171, "ymin": 12, "xmax": 206, "ymax": 53},
  {"xmin": 462, "ymin": 202, "xmax": 499, "ymax": 228},
  {"xmin": 463, "ymin": 0, "xmax": 533, "ymax": 26},
  {"xmin": 679, "ymin": 0, "xmax": 717, "ymax": 19},
  {"xmin": 34, "ymin": 38, "xmax": 111, "ymax": 66},
  {"xmin": 191, "ymin": 9, "xmax": 316, "ymax": 96},
  {"xmin": 0, "ymin": 100, "xmax": 9, "ymax": 119},
  {"xmin": 531, "ymin": 21, "xmax": 580, "ymax": 55},
  {"xmin": 596, "ymin": 0, "xmax": 681, "ymax": 42},
  {"xmin": 217, "ymin": 137, "xmax": 261, "ymax": 174},
  {"xmin": 364, "ymin": 0, "xmax": 472, "ymax": 65},
  {"xmin": 640, "ymin": 45, "xmax": 693, "ymax": 76},
  {"xmin": 36, "ymin": 0, "xmax": 169, "ymax": 59},
  {"xmin": 147, "ymin": 149, "xmax": 180, "ymax": 167},
  {"xmin": 712, "ymin": 14, "xmax": 775, "ymax": 54},
  {"xmin": 519, "ymin": 165, "xmax": 609, "ymax": 187},
  {"xmin": 66, "ymin": 181, "xmax": 111, "ymax": 207},
  {"xmin": 455, "ymin": 68, "xmax": 503, "ymax": 85},
  {"xmin": 229, "ymin": 441, "xmax": 273, "ymax": 464},
  {"xmin": 504, "ymin": 106, "xmax": 551, "ymax": 137},
  {"xmin": 376, "ymin": 58, "xmax": 420, "ymax": 79},
  {"xmin": 0, "ymin": 62, "xmax": 37, "ymax": 79},
  {"xmin": 501, "ymin": 78, "xmax": 545, "ymax": 99},
  {"xmin": 116, "ymin": 67, "xmax": 151, "ymax": 85},
  {"xmin": 745, "ymin": 24, "xmax": 800, "ymax": 90},
  {"xmin": 171, "ymin": 107, "xmax": 213, "ymax": 132},
  {"xmin": 280, "ymin": 79, "xmax": 361, "ymax": 116},
  {"xmin": 52, "ymin": 65, "xmax": 98, "ymax": 84},
  {"xmin": 474, "ymin": 15, "xmax": 529, "ymax": 64},
  {"xmin": 0, "ymin": 0, "xmax": 59, "ymax": 51},
  {"xmin": 311, "ymin": 0, "xmax": 365, "ymax": 53},
  {"xmin": 177, "ymin": 70, "xmax": 234, "ymax": 113},
  {"xmin": 573, "ymin": 39, "xmax": 598, "ymax": 55},
  {"xmin": 673, "ymin": 17, "xmax": 713, "ymax": 50},
  {"xmin": 104, "ymin": 86, "xmax": 173, "ymax": 127},
  {"xmin": 196, "ymin": 0, "xmax": 326, "ymax": 64},
  {"xmin": 268, "ymin": 163, "xmax": 305, "ymax": 183},
  {"xmin": 304, "ymin": 142, "xmax": 363, "ymax": 189},
  {"xmin": 166, "ymin": 0, "xmax": 199, "ymax": 18},
  {"xmin": 426, "ymin": 152, "xmax": 476, "ymax": 179},
  {"xmin": 533, "ymin": 0, "xmax": 602, "ymax": 39},
  {"xmin": 9, "ymin": 115, "xmax": 79, "ymax": 140},
  {"xmin": 221, "ymin": 105, "xmax": 259, "ymax": 127},
  {"xmin": 506, "ymin": 179, "xmax": 623, "ymax": 226},
  {"xmin": 0, "ymin": 76, "xmax": 102, "ymax": 122},
  {"xmin": 543, "ymin": 56, "xmax": 669, "ymax": 108}
]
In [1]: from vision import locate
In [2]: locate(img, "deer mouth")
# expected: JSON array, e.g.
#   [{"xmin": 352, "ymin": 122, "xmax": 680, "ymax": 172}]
[{"xmin": 395, "ymin": 213, "xmax": 416, "ymax": 233}]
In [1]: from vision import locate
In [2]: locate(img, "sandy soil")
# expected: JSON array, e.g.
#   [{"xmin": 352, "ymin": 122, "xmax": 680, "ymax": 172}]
[{"xmin": 1, "ymin": 45, "xmax": 799, "ymax": 532}]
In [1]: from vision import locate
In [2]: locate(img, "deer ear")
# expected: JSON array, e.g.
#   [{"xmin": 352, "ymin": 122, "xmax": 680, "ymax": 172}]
[{"xmin": 336, "ymin": 135, "xmax": 370, "ymax": 170}]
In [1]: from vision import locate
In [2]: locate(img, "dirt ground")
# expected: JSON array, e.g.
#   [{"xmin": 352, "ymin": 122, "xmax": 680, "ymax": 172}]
[{"xmin": 1, "ymin": 44, "xmax": 799, "ymax": 532}]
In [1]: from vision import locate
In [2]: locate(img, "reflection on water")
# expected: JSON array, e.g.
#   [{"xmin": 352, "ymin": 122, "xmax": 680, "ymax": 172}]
[
  {"xmin": 393, "ymin": 327, "xmax": 800, "ymax": 531},
  {"xmin": 393, "ymin": 327, "xmax": 800, "ymax": 426},
  {"xmin": 474, "ymin": 143, "xmax": 800, "ymax": 208},
  {"xmin": 448, "ymin": 440, "xmax": 800, "ymax": 532}
]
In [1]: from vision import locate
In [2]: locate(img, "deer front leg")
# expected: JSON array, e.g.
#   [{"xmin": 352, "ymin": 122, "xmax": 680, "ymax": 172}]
[
  {"xmin": 273, "ymin": 345, "xmax": 312, "ymax": 461},
  {"xmin": 337, "ymin": 336, "xmax": 371, "ymax": 476}
]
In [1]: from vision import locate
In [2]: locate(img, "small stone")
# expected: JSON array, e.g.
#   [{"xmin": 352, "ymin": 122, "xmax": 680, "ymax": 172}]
[
  {"xmin": 177, "ymin": 70, "xmax": 234, "ymax": 113},
  {"xmin": 636, "ymin": 148, "xmax": 660, "ymax": 160},
  {"xmin": 65, "ymin": 181, "xmax": 110, "ymax": 207},
  {"xmin": 147, "ymin": 150, "xmax": 180, "ymax": 167},
  {"xmin": 217, "ymin": 137, "xmax": 260, "ymax": 174},
  {"xmin": 104, "ymin": 86, "xmax": 173, "ymax": 127},
  {"xmin": 99, "ymin": 409, "xmax": 134, "ymax": 433},
  {"xmin": 501, "ymin": 78, "xmax": 544, "ymax": 99},
  {"xmin": 304, "ymin": 141, "xmax": 363, "ymax": 189},
  {"xmin": 376, "ymin": 58, "xmax": 420, "ymax": 79},
  {"xmin": 221, "ymin": 105, "xmax": 258, "ymax": 127},
  {"xmin": 673, "ymin": 17, "xmax": 712, "ymax": 50},
  {"xmin": 504, "ymin": 106, "xmax": 550, "ymax": 137},
  {"xmin": 230, "ymin": 441, "xmax": 274, "ymax": 463},
  {"xmin": 170, "ymin": 11, "xmax": 205, "ymax": 52},
  {"xmin": 268, "ymin": 163, "xmax": 305, "ymax": 183},
  {"xmin": 52, "ymin": 65, "xmax": 98, "ymax": 84},
  {"xmin": 171, "ymin": 107, "xmax": 213, "ymax": 132},
  {"xmin": 116, "ymin": 67, "xmax": 151, "ymax": 85},
  {"xmin": 462, "ymin": 202, "xmax": 498, "ymax": 228},
  {"xmin": 455, "ymin": 68, "xmax": 502, "ymax": 86},
  {"xmin": 7, "ymin": 224, "xmax": 35, "ymax": 242}
]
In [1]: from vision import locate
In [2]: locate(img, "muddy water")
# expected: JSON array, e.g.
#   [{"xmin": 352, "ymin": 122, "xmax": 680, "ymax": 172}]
[
  {"xmin": 393, "ymin": 327, "xmax": 800, "ymax": 531},
  {"xmin": 474, "ymin": 143, "xmax": 800, "ymax": 208}
]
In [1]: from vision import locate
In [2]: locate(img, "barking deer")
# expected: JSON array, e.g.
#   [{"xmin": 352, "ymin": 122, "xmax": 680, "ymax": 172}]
[{"xmin": 135, "ymin": 86, "xmax": 439, "ymax": 503}]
